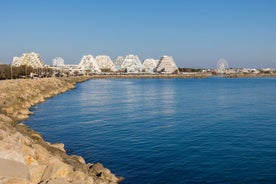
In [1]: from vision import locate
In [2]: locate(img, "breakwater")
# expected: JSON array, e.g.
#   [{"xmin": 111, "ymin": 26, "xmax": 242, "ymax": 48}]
[
  {"xmin": 224, "ymin": 73, "xmax": 276, "ymax": 78},
  {"xmin": 89, "ymin": 73, "xmax": 211, "ymax": 79},
  {"xmin": 0, "ymin": 77, "xmax": 121, "ymax": 184}
]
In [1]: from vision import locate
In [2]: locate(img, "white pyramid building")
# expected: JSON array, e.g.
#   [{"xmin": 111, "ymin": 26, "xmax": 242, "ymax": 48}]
[
  {"xmin": 12, "ymin": 52, "xmax": 46, "ymax": 68},
  {"xmin": 96, "ymin": 55, "xmax": 115, "ymax": 72},
  {"xmin": 121, "ymin": 54, "xmax": 142, "ymax": 73},
  {"xmin": 79, "ymin": 55, "xmax": 101, "ymax": 73},
  {"xmin": 142, "ymin": 58, "xmax": 159, "ymax": 73},
  {"xmin": 156, "ymin": 55, "xmax": 178, "ymax": 74},
  {"xmin": 113, "ymin": 56, "xmax": 125, "ymax": 71}
]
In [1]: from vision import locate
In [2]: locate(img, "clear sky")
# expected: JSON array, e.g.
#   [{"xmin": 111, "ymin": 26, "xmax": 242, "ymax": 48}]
[{"xmin": 0, "ymin": 0, "xmax": 275, "ymax": 68}]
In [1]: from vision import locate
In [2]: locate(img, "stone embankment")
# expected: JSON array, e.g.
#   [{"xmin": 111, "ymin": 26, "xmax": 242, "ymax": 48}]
[
  {"xmin": 89, "ymin": 73, "xmax": 211, "ymax": 79},
  {"xmin": 0, "ymin": 77, "xmax": 121, "ymax": 184},
  {"xmin": 224, "ymin": 73, "xmax": 276, "ymax": 78}
]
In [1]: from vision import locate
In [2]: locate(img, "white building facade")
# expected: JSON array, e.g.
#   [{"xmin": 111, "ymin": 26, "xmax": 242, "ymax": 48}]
[
  {"xmin": 52, "ymin": 57, "xmax": 65, "ymax": 67},
  {"xmin": 12, "ymin": 52, "xmax": 46, "ymax": 68}
]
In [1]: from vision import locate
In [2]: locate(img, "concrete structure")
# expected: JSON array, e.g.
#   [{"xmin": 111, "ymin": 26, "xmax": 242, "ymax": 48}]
[
  {"xmin": 79, "ymin": 55, "xmax": 101, "ymax": 73},
  {"xmin": 11, "ymin": 53, "xmax": 182, "ymax": 75},
  {"xmin": 12, "ymin": 52, "xmax": 45, "ymax": 68},
  {"xmin": 120, "ymin": 54, "xmax": 142, "ymax": 73},
  {"xmin": 66, "ymin": 64, "xmax": 80, "ymax": 74},
  {"xmin": 142, "ymin": 58, "xmax": 158, "ymax": 73},
  {"xmin": 52, "ymin": 57, "xmax": 64, "ymax": 67},
  {"xmin": 156, "ymin": 55, "xmax": 178, "ymax": 74},
  {"xmin": 96, "ymin": 55, "xmax": 115, "ymax": 72},
  {"xmin": 113, "ymin": 56, "xmax": 125, "ymax": 71}
]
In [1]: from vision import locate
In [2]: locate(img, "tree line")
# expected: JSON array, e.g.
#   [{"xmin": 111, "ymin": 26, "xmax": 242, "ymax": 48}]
[
  {"xmin": 0, "ymin": 64, "xmax": 54, "ymax": 80},
  {"xmin": 178, "ymin": 68, "xmax": 202, "ymax": 72}
]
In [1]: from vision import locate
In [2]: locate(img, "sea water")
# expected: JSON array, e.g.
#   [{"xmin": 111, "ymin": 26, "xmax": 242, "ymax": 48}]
[{"xmin": 25, "ymin": 78, "xmax": 276, "ymax": 183}]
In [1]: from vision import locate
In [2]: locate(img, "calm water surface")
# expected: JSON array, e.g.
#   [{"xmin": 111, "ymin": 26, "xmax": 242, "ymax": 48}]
[{"xmin": 25, "ymin": 78, "xmax": 276, "ymax": 183}]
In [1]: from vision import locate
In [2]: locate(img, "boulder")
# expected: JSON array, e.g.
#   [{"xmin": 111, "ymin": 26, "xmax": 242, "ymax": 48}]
[
  {"xmin": 0, "ymin": 150, "xmax": 26, "ymax": 164},
  {"xmin": 68, "ymin": 171, "xmax": 86, "ymax": 182},
  {"xmin": 0, "ymin": 158, "xmax": 30, "ymax": 181},
  {"xmin": 0, "ymin": 114, "xmax": 13, "ymax": 123},
  {"xmin": 41, "ymin": 158, "xmax": 73, "ymax": 181},
  {"xmin": 51, "ymin": 143, "xmax": 66, "ymax": 152},
  {"xmin": 42, "ymin": 178, "xmax": 70, "ymax": 184},
  {"xmin": 89, "ymin": 163, "xmax": 118, "ymax": 183},
  {"xmin": 29, "ymin": 165, "xmax": 47, "ymax": 183}
]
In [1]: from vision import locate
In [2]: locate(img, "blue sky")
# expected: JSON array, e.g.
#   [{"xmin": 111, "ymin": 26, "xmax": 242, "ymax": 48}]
[{"xmin": 0, "ymin": 0, "xmax": 275, "ymax": 68}]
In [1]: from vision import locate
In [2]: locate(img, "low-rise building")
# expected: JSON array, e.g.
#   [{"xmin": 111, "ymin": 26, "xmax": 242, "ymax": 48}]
[{"xmin": 52, "ymin": 57, "xmax": 65, "ymax": 67}]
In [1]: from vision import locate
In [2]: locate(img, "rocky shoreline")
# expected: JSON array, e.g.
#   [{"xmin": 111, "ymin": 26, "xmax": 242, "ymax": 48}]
[{"xmin": 0, "ymin": 77, "xmax": 122, "ymax": 184}]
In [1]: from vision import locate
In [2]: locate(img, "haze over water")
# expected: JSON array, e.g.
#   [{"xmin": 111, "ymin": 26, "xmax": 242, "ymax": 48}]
[{"xmin": 25, "ymin": 78, "xmax": 276, "ymax": 183}]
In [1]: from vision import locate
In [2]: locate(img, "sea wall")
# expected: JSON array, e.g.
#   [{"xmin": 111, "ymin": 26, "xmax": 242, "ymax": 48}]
[
  {"xmin": 89, "ymin": 73, "xmax": 211, "ymax": 79},
  {"xmin": 0, "ymin": 77, "xmax": 121, "ymax": 184},
  {"xmin": 224, "ymin": 73, "xmax": 276, "ymax": 78}
]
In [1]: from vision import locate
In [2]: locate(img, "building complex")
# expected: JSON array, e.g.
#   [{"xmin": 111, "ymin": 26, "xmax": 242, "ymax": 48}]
[{"xmin": 12, "ymin": 52, "xmax": 179, "ymax": 75}]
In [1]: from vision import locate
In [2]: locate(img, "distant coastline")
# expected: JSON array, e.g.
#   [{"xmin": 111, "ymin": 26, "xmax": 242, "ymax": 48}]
[
  {"xmin": 223, "ymin": 73, "xmax": 276, "ymax": 78},
  {"xmin": 90, "ymin": 73, "xmax": 276, "ymax": 79},
  {"xmin": 87, "ymin": 73, "xmax": 212, "ymax": 79}
]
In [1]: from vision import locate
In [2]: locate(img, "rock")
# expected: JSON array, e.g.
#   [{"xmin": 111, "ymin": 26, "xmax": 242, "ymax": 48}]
[
  {"xmin": 0, "ymin": 114, "xmax": 13, "ymax": 123},
  {"xmin": 41, "ymin": 158, "xmax": 73, "ymax": 180},
  {"xmin": 0, "ymin": 158, "xmax": 30, "ymax": 181},
  {"xmin": 71, "ymin": 180, "xmax": 85, "ymax": 184},
  {"xmin": 31, "ymin": 133, "xmax": 44, "ymax": 141},
  {"xmin": 42, "ymin": 178, "xmax": 70, "ymax": 184},
  {"xmin": 0, "ymin": 177, "xmax": 30, "ymax": 184},
  {"xmin": 2, "ymin": 107, "xmax": 14, "ymax": 115},
  {"xmin": 0, "ymin": 150, "xmax": 26, "ymax": 164},
  {"xmin": 89, "ymin": 163, "xmax": 118, "ymax": 183},
  {"xmin": 51, "ymin": 143, "xmax": 66, "ymax": 152},
  {"xmin": 29, "ymin": 165, "xmax": 47, "ymax": 183},
  {"xmin": 16, "ymin": 114, "xmax": 29, "ymax": 121},
  {"xmin": 25, "ymin": 155, "xmax": 38, "ymax": 165},
  {"xmin": 63, "ymin": 155, "xmax": 88, "ymax": 174},
  {"xmin": 69, "ymin": 171, "xmax": 86, "ymax": 182},
  {"xmin": 31, "ymin": 144, "xmax": 50, "ymax": 164},
  {"xmin": 85, "ymin": 176, "xmax": 95, "ymax": 184},
  {"xmin": 71, "ymin": 155, "xmax": 86, "ymax": 164}
]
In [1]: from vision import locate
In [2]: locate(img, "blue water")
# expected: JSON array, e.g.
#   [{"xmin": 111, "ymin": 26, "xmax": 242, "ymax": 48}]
[{"xmin": 25, "ymin": 78, "xmax": 276, "ymax": 183}]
